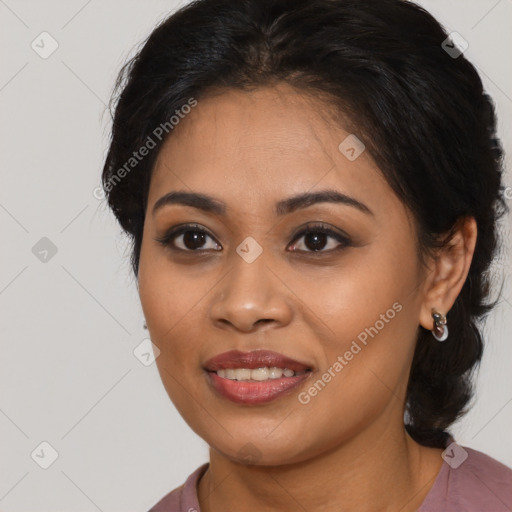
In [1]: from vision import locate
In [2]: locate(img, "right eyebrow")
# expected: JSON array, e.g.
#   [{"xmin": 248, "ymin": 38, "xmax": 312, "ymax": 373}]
[{"xmin": 152, "ymin": 191, "xmax": 226, "ymax": 217}]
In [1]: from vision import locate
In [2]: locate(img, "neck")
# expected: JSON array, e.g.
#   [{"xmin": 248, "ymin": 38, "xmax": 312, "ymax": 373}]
[{"xmin": 198, "ymin": 418, "xmax": 443, "ymax": 512}]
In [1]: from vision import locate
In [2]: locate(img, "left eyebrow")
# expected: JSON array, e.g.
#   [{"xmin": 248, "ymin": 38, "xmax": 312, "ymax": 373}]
[
  {"xmin": 151, "ymin": 188, "xmax": 373, "ymax": 217},
  {"xmin": 275, "ymin": 189, "xmax": 373, "ymax": 216}
]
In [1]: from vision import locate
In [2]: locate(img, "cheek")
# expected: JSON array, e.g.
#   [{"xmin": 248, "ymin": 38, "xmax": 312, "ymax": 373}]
[
  {"xmin": 312, "ymin": 238, "xmax": 417, "ymax": 346},
  {"xmin": 292, "ymin": 301, "xmax": 417, "ymax": 457},
  {"xmin": 138, "ymin": 255, "xmax": 211, "ymax": 429},
  {"xmin": 138, "ymin": 264, "xmax": 207, "ymax": 360},
  {"xmin": 137, "ymin": 241, "xmax": 225, "ymax": 406},
  {"xmin": 302, "ymin": 239, "xmax": 420, "ymax": 406},
  {"xmin": 138, "ymin": 244, "xmax": 190, "ymax": 370},
  {"xmin": 138, "ymin": 235, "xmax": 202, "ymax": 334}
]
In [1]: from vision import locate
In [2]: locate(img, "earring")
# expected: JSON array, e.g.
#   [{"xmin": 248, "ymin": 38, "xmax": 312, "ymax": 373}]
[
  {"xmin": 143, "ymin": 322, "xmax": 148, "ymax": 330},
  {"xmin": 431, "ymin": 308, "xmax": 448, "ymax": 342}
]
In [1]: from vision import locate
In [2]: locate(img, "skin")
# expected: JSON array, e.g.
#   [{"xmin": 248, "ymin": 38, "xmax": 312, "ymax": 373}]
[{"xmin": 137, "ymin": 83, "xmax": 477, "ymax": 512}]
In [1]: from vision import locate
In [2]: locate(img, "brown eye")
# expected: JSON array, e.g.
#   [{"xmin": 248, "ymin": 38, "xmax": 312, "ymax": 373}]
[
  {"xmin": 154, "ymin": 224, "xmax": 221, "ymax": 252},
  {"xmin": 180, "ymin": 230, "xmax": 209, "ymax": 250},
  {"xmin": 288, "ymin": 224, "xmax": 351, "ymax": 253}
]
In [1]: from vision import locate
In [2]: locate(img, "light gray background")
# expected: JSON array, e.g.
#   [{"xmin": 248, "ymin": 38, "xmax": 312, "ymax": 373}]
[{"xmin": 0, "ymin": 1, "xmax": 511, "ymax": 510}]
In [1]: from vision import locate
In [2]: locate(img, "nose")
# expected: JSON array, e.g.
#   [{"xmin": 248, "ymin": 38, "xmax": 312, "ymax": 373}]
[{"xmin": 209, "ymin": 254, "xmax": 293, "ymax": 333}]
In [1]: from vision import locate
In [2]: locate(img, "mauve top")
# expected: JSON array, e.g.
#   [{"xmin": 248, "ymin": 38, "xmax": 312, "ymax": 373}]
[{"xmin": 148, "ymin": 441, "xmax": 512, "ymax": 511}]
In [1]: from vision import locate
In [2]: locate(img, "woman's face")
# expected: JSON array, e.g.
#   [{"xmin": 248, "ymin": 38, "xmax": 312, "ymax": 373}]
[{"xmin": 138, "ymin": 83, "xmax": 430, "ymax": 465}]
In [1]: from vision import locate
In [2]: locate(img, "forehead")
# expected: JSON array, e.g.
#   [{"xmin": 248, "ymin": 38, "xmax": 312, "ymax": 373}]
[{"xmin": 149, "ymin": 83, "xmax": 393, "ymax": 217}]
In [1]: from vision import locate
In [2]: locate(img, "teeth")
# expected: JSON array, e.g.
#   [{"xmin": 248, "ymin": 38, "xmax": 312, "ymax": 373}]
[
  {"xmin": 216, "ymin": 367, "xmax": 304, "ymax": 381},
  {"xmin": 268, "ymin": 367, "xmax": 283, "ymax": 379}
]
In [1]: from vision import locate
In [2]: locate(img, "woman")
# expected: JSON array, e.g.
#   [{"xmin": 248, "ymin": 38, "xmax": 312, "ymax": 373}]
[{"xmin": 101, "ymin": 0, "xmax": 512, "ymax": 510}]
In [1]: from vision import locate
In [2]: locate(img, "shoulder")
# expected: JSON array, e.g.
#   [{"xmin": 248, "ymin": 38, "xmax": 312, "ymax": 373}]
[
  {"xmin": 147, "ymin": 463, "xmax": 209, "ymax": 512},
  {"xmin": 420, "ymin": 442, "xmax": 512, "ymax": 512}
]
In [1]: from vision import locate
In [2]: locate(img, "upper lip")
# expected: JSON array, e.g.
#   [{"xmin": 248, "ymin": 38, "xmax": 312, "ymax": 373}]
[{"xmin": 204, "ymin": 350, "xmax": 312, "ymax": 372}]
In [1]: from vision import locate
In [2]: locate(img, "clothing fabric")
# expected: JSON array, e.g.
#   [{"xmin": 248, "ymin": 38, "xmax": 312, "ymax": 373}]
[{"xmin": 148, "ymin": 442, "xmax": 512, "ymax": 511}]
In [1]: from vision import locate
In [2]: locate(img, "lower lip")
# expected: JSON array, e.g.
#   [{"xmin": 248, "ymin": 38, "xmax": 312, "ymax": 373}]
[{"xmin": 207, "ymin": 371, "xmax": 311, "ymax": 405}]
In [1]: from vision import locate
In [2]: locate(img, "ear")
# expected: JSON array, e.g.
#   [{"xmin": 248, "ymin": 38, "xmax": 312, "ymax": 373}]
[{"xmin": 418, "ymin": 216, "xmax": 478, "ymax": 332}]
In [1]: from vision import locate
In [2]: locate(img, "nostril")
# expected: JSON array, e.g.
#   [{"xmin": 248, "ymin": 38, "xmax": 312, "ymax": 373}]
[{"xmin": 255, "ymin": 319, "xmax": 273, "ymax": 325}]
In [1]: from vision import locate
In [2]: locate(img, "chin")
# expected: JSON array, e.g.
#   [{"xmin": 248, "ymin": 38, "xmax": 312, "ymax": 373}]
[{"xmin": 205, "ymin": 431, "xmax": 318, "ymax": 467}]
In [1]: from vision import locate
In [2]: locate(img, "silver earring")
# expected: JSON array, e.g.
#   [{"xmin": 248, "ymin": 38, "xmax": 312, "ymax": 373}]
[
  {"xmin": 431, "ymin": 308, "xmax": 448, "ymax": 342},
  {"xmin": 143, "ymin": 322, "xmax": 148, "ymax": 330}
]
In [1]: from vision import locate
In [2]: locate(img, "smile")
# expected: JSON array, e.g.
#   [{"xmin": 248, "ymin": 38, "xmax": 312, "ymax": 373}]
[
  {"xmin": 215, "ymin": 367, "xmax": 309, "ymax": 381},
  {"xmin": 207, "ymin": 371, "xmax": 312, "ymax": 404}
]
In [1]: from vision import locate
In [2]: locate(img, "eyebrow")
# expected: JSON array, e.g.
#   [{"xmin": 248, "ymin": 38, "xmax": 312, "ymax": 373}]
[{"xmin": 152, "ymin": 189, "xmax": 373, "ymax": 217}]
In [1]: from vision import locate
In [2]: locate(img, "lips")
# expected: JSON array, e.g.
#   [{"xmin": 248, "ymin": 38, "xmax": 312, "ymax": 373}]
[
  {"xmin": 204, "ymin": 349, "xmax": 313, "ymax": 405},
  {"xmin": 207, "ymin": 372, "xmax": 311, "ymax": 404},
  {"xmin": 204, "ymin": 349, "xmax": 312, "ymax": 373}
]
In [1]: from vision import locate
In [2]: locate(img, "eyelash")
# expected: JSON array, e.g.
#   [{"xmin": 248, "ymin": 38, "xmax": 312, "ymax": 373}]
[{"xmin": 154, "ymin": 222, "xmax": 352, "ymax": 255}]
